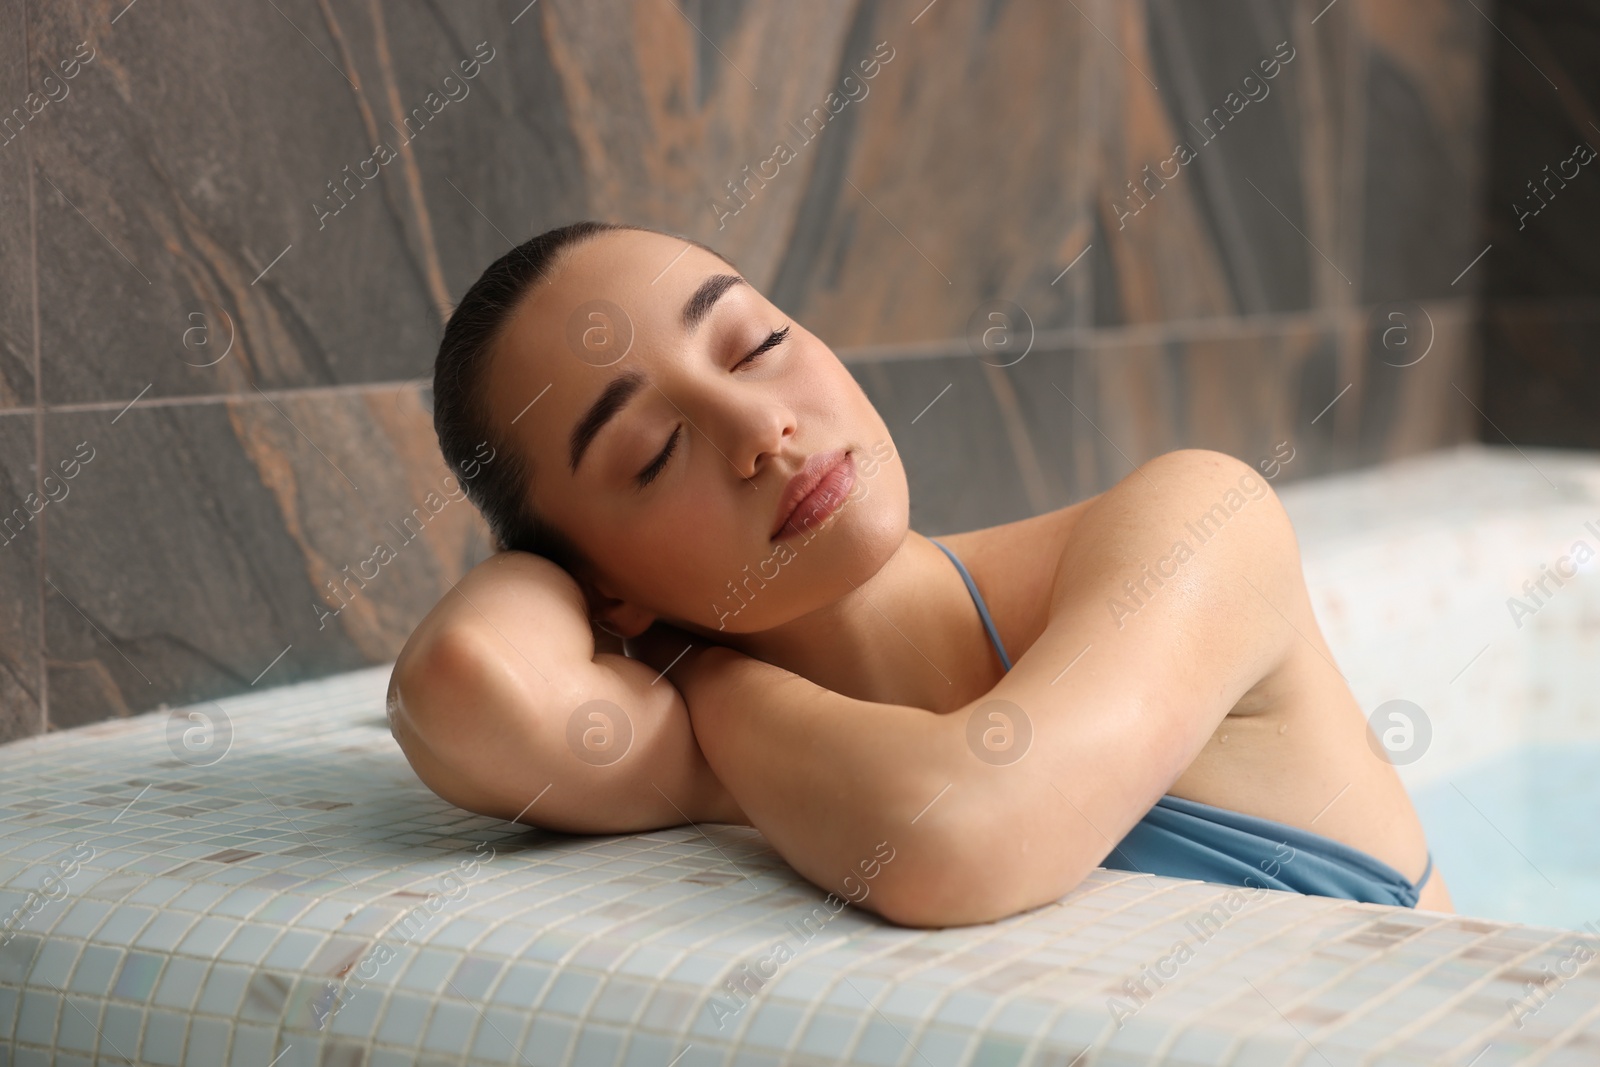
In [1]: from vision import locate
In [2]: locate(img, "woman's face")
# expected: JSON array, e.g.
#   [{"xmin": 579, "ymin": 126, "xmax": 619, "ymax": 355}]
[{"xmin": 484, "ymin": 228, "xmax": 909, "ymax": 638}]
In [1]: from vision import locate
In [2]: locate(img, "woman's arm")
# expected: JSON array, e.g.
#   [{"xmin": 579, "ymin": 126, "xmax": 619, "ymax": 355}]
[
  {"xmin": 665, "ymin": 644, "xmax": 969, "ymax": 922},
  {"xmin": 670, "ymin": 449, "xmax": 1302, "ymax": 928},
  {"xmin": 386, "ymin": 550, "xmax": 746, "ymax": 834}
]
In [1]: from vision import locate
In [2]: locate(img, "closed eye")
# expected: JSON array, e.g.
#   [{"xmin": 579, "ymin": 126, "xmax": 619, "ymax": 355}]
[
  {"xmin": 737, "ymin": 324, "xmax": 790, "ymax": 367},
  {"xmin": 634, "ymin": 324, "xmax": 791, "ymax": 491},
  {"xmin": 634, "ymin": 426, "xmax": 680, "ymax": 489}
]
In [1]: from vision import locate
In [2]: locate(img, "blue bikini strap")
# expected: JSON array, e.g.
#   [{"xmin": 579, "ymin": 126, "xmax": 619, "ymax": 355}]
[{"xmin": 929, "ymin": 538, "xmax": 1013, "ymax": 672}]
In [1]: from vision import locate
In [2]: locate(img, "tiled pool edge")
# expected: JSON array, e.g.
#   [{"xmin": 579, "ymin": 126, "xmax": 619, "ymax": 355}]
[{"xmin": 0, "ymin": 667, "xmax": 1595, "ymax": 1066}]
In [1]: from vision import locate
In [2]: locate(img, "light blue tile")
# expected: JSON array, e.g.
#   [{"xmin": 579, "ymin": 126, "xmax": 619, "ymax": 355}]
[
  {"xmin": 54, "ymin": 992, "xmax": 101, "ymax": 1054},
  {"xmin": 261, "ymin": 928, "xmax": 323, "ymax": 971},
  {"xmin": 570, "ymin": 1020, "xmax": 625, "ymax": 1067},
  {"xmin": 217, "ymin": 923, "xmax": 281, "ymax": 966},
  {"xmin": 193, "ymin": 962, "xmax": 250, "ymax": 1016},
  {"xmin": 517, "ymin": 1014, "xmax": 576, "ymax": 1064},
  {"xmin": 446, "ymin": 955, "xmax": 505, "ymax": 1002},
  {"xmin": 525, "ymin": 929, "xmax": 582, "ymax": 962},
  {"xmin": 796, "ymin": 1007, "xmax": 860, "ymax": 1059},
  {"xmin": 226, "ymin": 1022, "xmax": 278, "ymax": 1067},
  {"xmin": 466, "ymin": 1005, "xmax": 531, "ymax": 1062},
  {"xmin": 590, "ymin": 976, "xmax": 651, "ymax": 1024},
  {"xmin": 489, "ymin": 961, "xmax": 553, "ymax": 1007},
  {"xmin": 766, "ymin": 968, "xmax": 830, "ymax": 1001},
  {"xmin": 616, "ymin": 944, "xmax": 680, "ymax": 980},
  {"xmin": 94, "ymin": 906, "xmax": 155, "ymax": 947},
  {"xmin": 211, "ymin": 888, "xmax": 271, "ymax": 919},
  {"xmin": 989, "ymin": 997, "xmax": 1054, "ymax": 1039},
  {"xmin": 125, "ymin": 878, "xmax": 187, "ymax": 907},
  {"xmin": 97, "ymin": 1002, "xmax": 142, "ymax": 1062},
  {"xmin": 917, "ymin": 1025, "xmax": 979, "ymax": 1067},
  {"xmin": 880, "ymin": 981, "xmax": 942, "ymax": 1022},
  {"xmin": 138, "ymin": 1008, "xmax": 187, "ymax": 1067},
  {"xmin": 743, "ymin": 999, "xmax": 805, "ymax": 1050},
  {"xmin": 29, "ymin": 937, "xmax": 81, "ymax": 987},
  {"xmin": 420, "ymin": 999, "xmax": 478, "ymax": 1053},
  {"xmin": 324, "ymin": 976, "xmax": 384, "ymax": 1039},
  {"xmin": 668, "ymin": 955, "xmax": 725, "ymax": 985},
  {"xmin": 397, "ymin": 947, "xmax": 459, "ymax": 994},
  {"xmin": 151, "ymin": 955, "xmax": 206, "ymax": 1011},
  {"xmin": 167, "ymin": 883, "xmax": 230, "ymax": 915},
  {"xmin": 111, "ymin": 951, "xmax": 164, "ymax": 1003},
  {"xmin": 542, "ymin": 969, "xmax": 601, "ymax": 1016},
  {"xmin": 256, "ymin": 893, "xmax": 317, "ymax": 925},
  {"xmin": 133, "ymin": 910, "xmax": 196, "ymax": 953},
  {"xmin": 375, "ymin": 990, "xmax": 432, "ymax": 1046},
  {"xmin": 174, "ymin": 916, "xmax": 236, "ymax": 958},
  {"xmin": 14, "ymin": 990, "xmax": 59, "ymax": 1046},
  {"xmin": 182, "ymin": 1015, "xmax": 230, "ymax": 1067},
  {"xmin": 932, "ymin": 989, "xmax": 995, "ymax": 1028},
  {"xmin": 68, "ymin": 944, "xmax": 122, "ymax": 996},
  {"xmin": 428, "ymin": 916, "xmax": 489, "ymax": 950}
]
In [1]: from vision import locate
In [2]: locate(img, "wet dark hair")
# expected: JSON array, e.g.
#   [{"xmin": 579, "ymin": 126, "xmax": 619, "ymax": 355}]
[{"xmin": 432, "ymin": 220, "xmax": 738, "ymax": 580}]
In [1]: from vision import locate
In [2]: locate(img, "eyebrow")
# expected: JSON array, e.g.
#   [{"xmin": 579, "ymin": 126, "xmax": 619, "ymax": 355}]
[{"xmin": 566, "ymin": 273, "xmax": 747, "ymax": 474}]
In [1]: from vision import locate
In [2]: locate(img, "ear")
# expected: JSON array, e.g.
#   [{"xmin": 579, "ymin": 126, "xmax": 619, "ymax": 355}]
[
  {"xmin": 592, "ymin": 597, "xmax": 656, "ymax": 640},
  {"xmin": 577, "ymin": 575, "xmax": 657, "ymax": 640}
]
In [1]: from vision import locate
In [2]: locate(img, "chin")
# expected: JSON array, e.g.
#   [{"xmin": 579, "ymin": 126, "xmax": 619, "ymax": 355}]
[{"xmin": 702, "ymin": 472, "xmax": 909, "ymax": 634}]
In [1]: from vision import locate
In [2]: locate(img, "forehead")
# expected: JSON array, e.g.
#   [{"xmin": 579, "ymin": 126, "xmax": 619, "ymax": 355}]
[{"xmin": 482, "ymin": 229, "xmax": 740, "ymax": 468}]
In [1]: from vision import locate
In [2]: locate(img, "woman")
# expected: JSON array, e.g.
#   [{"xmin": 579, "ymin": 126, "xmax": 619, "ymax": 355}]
[{"xmin": 388, "ymin": 220, "xmax": 1453, "ymax": 927}]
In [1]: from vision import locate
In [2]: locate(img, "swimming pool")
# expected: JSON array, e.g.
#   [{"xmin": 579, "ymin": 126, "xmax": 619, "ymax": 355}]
[
  {"xmin": 1278, "ymin": 443, "xmax": 1600, "ymax": 938},
  {"xmin": 1412, "ymin": 741, "xmax": 1600, "ymax": 932}
]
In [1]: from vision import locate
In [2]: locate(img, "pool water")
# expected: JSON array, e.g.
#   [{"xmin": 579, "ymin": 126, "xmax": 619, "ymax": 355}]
[{"xmin": 1411, "ymin": 740, "xmax": 1600, "ymax": 932}]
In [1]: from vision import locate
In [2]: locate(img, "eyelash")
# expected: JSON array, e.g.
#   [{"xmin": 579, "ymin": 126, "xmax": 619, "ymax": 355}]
[{"xmin": 633, "ymin": 325, "xmax": 791, "ymax": 489}]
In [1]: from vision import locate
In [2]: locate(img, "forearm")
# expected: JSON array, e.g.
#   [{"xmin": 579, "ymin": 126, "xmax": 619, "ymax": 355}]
[{"xmin": 674, "ymin": 647, "xmax": 975, "ymax": 923}]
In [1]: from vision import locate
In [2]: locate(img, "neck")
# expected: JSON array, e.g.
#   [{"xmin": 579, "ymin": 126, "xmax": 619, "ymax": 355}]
[{"xmin": 706, "ymin": 531, "xmax": 1003, "ymax": 713}]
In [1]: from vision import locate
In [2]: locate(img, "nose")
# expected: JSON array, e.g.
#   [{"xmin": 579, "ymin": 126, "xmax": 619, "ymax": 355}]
[{"xmin": 713, "ymin": 384, "xmax": 796, "ymax": 483}]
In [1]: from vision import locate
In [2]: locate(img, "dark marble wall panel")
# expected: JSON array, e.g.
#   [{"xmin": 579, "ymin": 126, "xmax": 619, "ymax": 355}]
[
  {"xmin": 0, "ymin": 0, "xmax": 32, "ymax": 409},
  {"xmin": 38, "ymin": 387, "xmax": 492, "ymax": 729},
  {"xmin": 27, "ymin": 1, "xmax": 594, "ymax": 405},
  {"xmin": 1141, "ymin": 0, "xmax": 1311, "ymax": 316},
  {"xmin": 1481, "ymin": 302, "xmax": 1600, "ymax": 451},
  {"xmin": 1355, "ymin": 0, "xmax": 1490, "ymax": 304},
  {"xmin": 1, "ymin": 0, "xmax": 1497, "ymax": 735},
  {"xmin": 1477, "ymin": 0, "xmax": 1599, "ymax": 450},
  {"xmin": 0, "ymin": 413, "xmax": 41, "ymax": 743},
  {"xmin": 847, "ymin": 353, "xmax": 1037, "ymax": 537},
  {"xmin": 844, "ymin": 302, "xmax": 1473, "ymax": 538},
  {"xmin": 1352, "ymin": 298, "xmax": 1480, "ymax": 466},
  {"xmin": 1088, "ymin": 0, "xmax": 1239, "ymax": 326},
  {"xmin": 757, "ymin": 2, "xmax": 1098, "ymax": 347}
]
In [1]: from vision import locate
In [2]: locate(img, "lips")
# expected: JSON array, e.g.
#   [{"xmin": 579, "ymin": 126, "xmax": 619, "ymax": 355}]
[{"xmin": 771, "ymin": 449, "xmax": 854, "ymax": 540}]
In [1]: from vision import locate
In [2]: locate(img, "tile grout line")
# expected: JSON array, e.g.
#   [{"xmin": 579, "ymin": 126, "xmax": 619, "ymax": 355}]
[
  {"xmin": 0, "ymin": 296, "xmax": 1494, "ymax": 421},
  {"xmin": 2, "ymin": 377, "xmax": 438, "ymax": 416},
  {"xmin": 835, "ymin": 299, "xmax": 1477, "ymax": 367},
  {"xmin": 25, "ymin": 0, "xmax": 48, "ymax": 738}
]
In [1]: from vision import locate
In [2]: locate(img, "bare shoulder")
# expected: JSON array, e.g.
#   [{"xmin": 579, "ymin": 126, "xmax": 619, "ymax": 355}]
[
  {"xmin": 935, "ymin": 449, "xmax": 1301, "ymax": 669},
  {"xmin": 1048, "ymin": 448, "xmax": 1300, "ymax": 607}
]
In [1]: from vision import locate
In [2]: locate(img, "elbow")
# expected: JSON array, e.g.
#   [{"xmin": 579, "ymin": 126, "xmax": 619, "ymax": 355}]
[
  {"xmin": 864, "ymin": 772, "xmax": 1102, "ymax": 929},
  {"xmin": 863, "ymin": 822, "xmax": 1093, "ymax": 931}
]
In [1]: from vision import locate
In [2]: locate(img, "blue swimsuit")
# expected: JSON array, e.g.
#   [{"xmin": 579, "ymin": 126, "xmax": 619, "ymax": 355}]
[{"xmin": 930, "ymin": 538, "xmax": 1434, "ymax": 908}]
